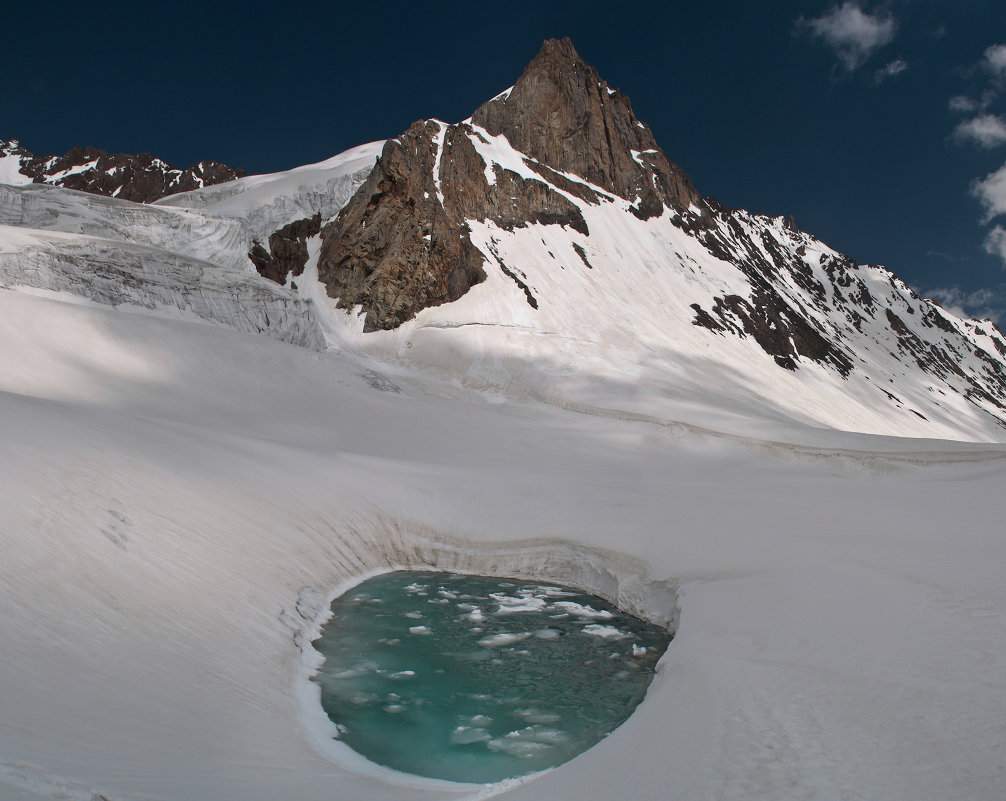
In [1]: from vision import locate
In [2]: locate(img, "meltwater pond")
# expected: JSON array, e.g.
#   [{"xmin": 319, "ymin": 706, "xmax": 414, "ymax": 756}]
[{"xmin": 312, "ymin": 571, "xmax": 672, "ymax": 783}]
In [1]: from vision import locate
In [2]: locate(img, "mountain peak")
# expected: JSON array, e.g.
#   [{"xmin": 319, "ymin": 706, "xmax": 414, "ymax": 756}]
[{"xmin": 472, "ymin": 38, "xmax": 697, "ymax": 213}]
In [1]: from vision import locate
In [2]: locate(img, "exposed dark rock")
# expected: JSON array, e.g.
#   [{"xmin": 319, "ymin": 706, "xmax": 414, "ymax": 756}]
[
  {"xmin": 471, "ymin": 38, "xmax": 698, "ymax": 216},
  {"xmin": 1, "ymin": 138, "xmax": 243, "ymax": 202},
  {"xmin": 317, "ymin": 116, "xmax": 592, "ymax": 330},
  {"xmin": 249, "ymin": 213, "xmax": 322, "ymax": 285},
  {"xmin": 572, "ymin": 243, "xmax": 593, "ymax": 269},
  {"xmin": 316, "ymin": 121, "xmax": 487, "ymax": 332},
  {"xmin": 694, "ymin": 288, "xmax": 854, "ymax": 375}
]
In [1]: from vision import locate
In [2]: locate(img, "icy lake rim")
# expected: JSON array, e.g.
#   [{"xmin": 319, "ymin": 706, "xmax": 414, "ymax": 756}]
[{"xmin": 293, "ymin": 532, "xmax": 678, "ymax": 791}]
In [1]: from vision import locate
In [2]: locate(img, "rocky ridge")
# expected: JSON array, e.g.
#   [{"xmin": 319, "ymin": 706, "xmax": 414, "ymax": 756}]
[
  {"xmin": 306, "ymin": 37, "xmax": 1006, "ymax": 430},
  {"xmin": 0, "ymin": 138, "xmax": 244, "ymax": 202}
]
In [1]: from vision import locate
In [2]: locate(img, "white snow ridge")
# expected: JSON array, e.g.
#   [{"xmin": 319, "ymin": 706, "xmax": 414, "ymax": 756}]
[{"xmin": 2, "ymin": 45, "xmax": 1006, "ymax": 801}]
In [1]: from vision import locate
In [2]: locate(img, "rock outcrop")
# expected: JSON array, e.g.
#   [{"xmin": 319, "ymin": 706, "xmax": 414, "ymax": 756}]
[
  {"xmin": 0, "ymin": 139, "xmax": 244, "ymax": 202},
  {"xmin": 316, "ymin": 121, "xmax": 487, "ymax": 332},
  {"xmin": 249, "ymin": 213, "xmax": 322, "ymax": 285},
  {"xmin": 471, "ymin": 37, "xmax": 698, "ymax": 218}
]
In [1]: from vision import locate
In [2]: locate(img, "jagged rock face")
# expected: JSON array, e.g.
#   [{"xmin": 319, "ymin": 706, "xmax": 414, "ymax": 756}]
[
  {"xmin": 317, "ymin": 121, "xmax": 487, "ymax": 332},
  {"xmin": 471, "ymin": 37, "xmax": 698, "ymax": 218},
  {"xmin": 0, "ymin": 139, "xmax": 243, "ymax": 202},
  {"xmin": 316, "ymin": 115, "xmax": 593, "ymax": 331},
  {"xmin": 249, "ymin": 213, "xmax": 322, "ymax": 285}
]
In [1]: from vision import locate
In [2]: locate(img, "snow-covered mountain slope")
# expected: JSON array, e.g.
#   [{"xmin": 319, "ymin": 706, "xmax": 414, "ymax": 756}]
[
  {"xmin": 1, "ymin": 288, "xmax": 1004, "ymax": 801},
  {"xmin": 155, "ymin": 140, "xmax": 382, "ymax": 242},
  {"xmin": 0, "ymin": 138, "xmax": 244, "ymax": 202},
  {"xmin": 0, "ymin": 145, "xmax": 380, "ymax": 348},
  {"xmin": 295, "ymin": 38, "xmax": 1006, "ymax": 442}
]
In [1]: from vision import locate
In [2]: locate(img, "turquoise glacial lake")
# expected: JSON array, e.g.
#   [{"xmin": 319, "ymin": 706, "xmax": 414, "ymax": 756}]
[{"xmin": 312, "ymin": 570, "xmax": 671, "ymax": 783}]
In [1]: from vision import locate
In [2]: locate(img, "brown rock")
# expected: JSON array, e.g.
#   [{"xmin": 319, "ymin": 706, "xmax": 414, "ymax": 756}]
[
  {"xmin": 1, "ymin": 138, "xmax": 244, "ymax": 202},
  {"xmin": 249, "ymin": 213, "xmax": 322, "ymax": 285},
  {"xmin": 471, "ymin": 38, "xmax": 698, "ymax": 217}
]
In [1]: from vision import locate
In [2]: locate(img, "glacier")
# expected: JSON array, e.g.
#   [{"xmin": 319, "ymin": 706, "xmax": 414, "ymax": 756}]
[{"xmin": 1, "ymin": 124, "xmax": 1005, "ymax": 801}]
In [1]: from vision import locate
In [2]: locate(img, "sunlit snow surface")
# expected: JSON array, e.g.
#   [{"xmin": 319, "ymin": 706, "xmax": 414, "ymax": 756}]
[
  {"xmin": 1, "ymin": 140, "xmax": 1006, "ymax": 801},
  {"xmin": 313, "ymin": 571, "xmax": 670, "ymax": 783}
]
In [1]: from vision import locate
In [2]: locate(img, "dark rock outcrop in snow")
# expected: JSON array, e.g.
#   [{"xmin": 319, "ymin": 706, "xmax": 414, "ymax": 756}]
[
  {"xmin": 249, "ymin": 213, "xmax": 322, "ymax": 285},
  {"xmin": 316, "ymin": 121, "xmax": 487, "ymax": 332},
  {"xmin": 0, "ymin": 139, "xmax": 243, "ymax": 202}
]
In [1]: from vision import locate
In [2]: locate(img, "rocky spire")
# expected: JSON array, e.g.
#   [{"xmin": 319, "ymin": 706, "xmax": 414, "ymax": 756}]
[
  {"xmin": 472, "ymin": 38, "xmax": 698, "ymax": 215},
  {"xmin": 316, "ymin": 38, "xmax": 702, "ymax": 331}
]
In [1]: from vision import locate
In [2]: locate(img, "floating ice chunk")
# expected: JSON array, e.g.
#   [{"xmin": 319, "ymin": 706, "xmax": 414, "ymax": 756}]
[
  {"xmin": 467, "ymin": 608, "xmax": 485, "ymax": 622},
  {"xmin": 389, "ymin": 670, "xmax": 416, "ymax": 679},
  {"xmin": 632, "ymin": 644, "xmax": 647, "ymax": 656},
  {"xmin": 409, "ymin": 625, "xmax": 432, "ymax": 635},
  {"xmin": 533, "ymin": 628, "xmax": 560, "ymax": 639},
  {"xmin": 478, "ymin": 631, "xmax": 533, "ymax": 648},
  {"xmin": 456, "ymin": 603, "xmax": 477, "ymax": 611},
  {"xmin": 451, "ymin": 726, "xmax": 492, "ymax": 745},
  {"xmin": 330, "ymin": 660, "xmax": 378, "ymax": 679},
  {"xmin": 402, "ymin": 583, "xmax": 428, "ymax": 593},
  {"xmin": 383, "ymin": 704, "xmax": 406, "ymax": 714},
  {"xmin": 515, "ymin": 708, "xmax": 562, "ymax": 724},
  {"xmin": 487, "ymin": 725, "xmax": 569, "ymax": 758},
  {"xmin": 552, "ymin": 602, "xmax": 614, "ymax": 620},
  {"xmin": 491, "ymin": 593, "xmax": 547, "ymax": 613},
  {"xmin": 438, "ymin": 589, "xmax": 458, "ymax": 599},
  {"xmin": 404, "ymin": 611, "xmax": 423, "ymax": 619},
  {"xmin": 581, "ymin": 624, "xmax": 627, "ymax": 639}
]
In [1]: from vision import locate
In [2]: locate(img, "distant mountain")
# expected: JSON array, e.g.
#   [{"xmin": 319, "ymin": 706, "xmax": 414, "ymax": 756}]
[{"xmin": 0, "ymin": 138, "xmax": 244, "ymax": 202}]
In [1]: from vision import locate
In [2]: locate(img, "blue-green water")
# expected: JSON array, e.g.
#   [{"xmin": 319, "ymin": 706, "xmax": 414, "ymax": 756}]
[{"xmin": 312, "ymin": 571, "xmax": 671, "ymax": 783}]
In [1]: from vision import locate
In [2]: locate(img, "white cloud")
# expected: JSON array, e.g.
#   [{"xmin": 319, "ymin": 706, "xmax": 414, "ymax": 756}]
[
  {"xmin": 953, "ymin": 114, "xmax": 1006, "ymax": 149},
  {"xmin": 972, "ymin": 161, "xmax": 1006, "ymax": 222},
  {"xmin": 949, "ymin": 95, "xmax": 979, "ymax": 113},
  {"xmin": 873, "ymin": 59, "xmax": 908, "ymax": 83},
  {"xmin": 983, "ymin": 43, "xmax": 1006, "ymax": 82},
  {"xmin": 985, "ymin": 226, "xmax": 1006, "ymax": 265},
  {"xmin": 922, "ymin": 284, "xmax": 1006, "ymax": 324},
  {"xmin": 802, "ymin": 3, "xmax": 897, "ymax": 71}
]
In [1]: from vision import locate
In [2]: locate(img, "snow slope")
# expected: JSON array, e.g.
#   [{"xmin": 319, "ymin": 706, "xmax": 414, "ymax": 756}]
[
  {"xmin": 325, "ymin": 123, "xmax": 1006, "ymax": 444},
  {"xmin": 155, "ymin": 141, "xmax": 383, "ymax": 241},
  {"xmin": 1, "ymin": 126, "xmax": 1005, "ymax": 801},
  {"xmin": 1, "ymin": 288, "xmax": 1004, "ymax": 801}
]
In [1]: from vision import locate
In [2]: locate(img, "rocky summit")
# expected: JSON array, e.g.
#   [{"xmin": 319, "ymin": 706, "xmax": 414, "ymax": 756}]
[{"xmin": 315, "ymin": 38, "xmax": 698, "ymax": 332}]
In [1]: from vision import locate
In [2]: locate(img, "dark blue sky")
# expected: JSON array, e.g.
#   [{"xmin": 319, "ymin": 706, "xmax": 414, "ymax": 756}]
[{"xmin": 5, "ymin": 0, "xmax": 1006, "ymax": 321}]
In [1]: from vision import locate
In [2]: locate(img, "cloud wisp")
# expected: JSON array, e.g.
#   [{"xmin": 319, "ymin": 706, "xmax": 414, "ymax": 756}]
[
  {"xmin": 800, "ymin": 2, "xmax": 896, "ymax": 72},
  {"xmin": 949, "ymin": 93, "xmax": 997, "ymax": 114},
  {"xmin": 874, "ymin": 59, "xmax": 908, "ymax": 83},
  {"xmin": 983, "ymin": 44, "xmax": 1006, "ymax": 84},
  {"xmin": 972, "ymin": 162, "xmax": 1006, "ymax": 222},
  {"xmin": 970, "ymin": 162, "xmax": 1006, "ymax": 269},
  {"xmin": 921, "ymin": 284, "xmax": 1006, "ymax": 325},
  {"xmin": 953, "ymin": 114, "xmax": 1006, "ymax": 149}
]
